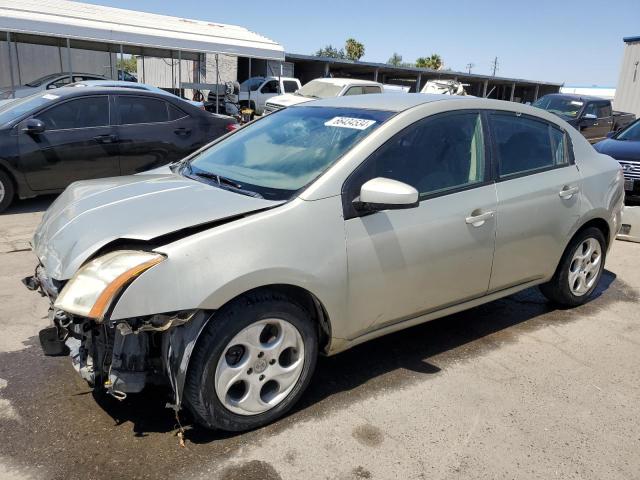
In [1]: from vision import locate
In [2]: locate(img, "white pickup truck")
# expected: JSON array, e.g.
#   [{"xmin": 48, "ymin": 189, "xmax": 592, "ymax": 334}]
[
  {"xmin": 237, "ymin": 76, "xmax": 301, "ymax": 115},
  {"xmin": 264, "ymin": 78, "xmax": 384, "ymax": 114}
]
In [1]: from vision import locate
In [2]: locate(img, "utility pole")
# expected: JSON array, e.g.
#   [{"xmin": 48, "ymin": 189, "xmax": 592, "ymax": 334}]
[
  {"xmin": 491, "ymin": 57, "xmax": 499, "ymax": 76},
  {"xmin": 466, "ymin": 63, "xmax": 474, "ymax": 74}
]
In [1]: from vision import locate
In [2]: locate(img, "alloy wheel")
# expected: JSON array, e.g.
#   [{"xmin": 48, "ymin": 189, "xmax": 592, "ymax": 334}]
[
  {"xmin": 568, "ymin": 237, "xmax": 602, "ymax": 296},
  {"xmin": 214, "ymin": 318, "xmax": 305, "ymax": 416}
]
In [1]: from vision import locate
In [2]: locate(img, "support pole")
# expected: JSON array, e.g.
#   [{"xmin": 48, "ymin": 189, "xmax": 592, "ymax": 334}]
[
  {"xmin": 534, "ymin": 84, "xmax": 539, "ymax": 101},
  {"xmin": 215, "ymin": 53, "xmax": 219, "ymax": 114},
  {"xmin": 141, "ymin": 55, "xmax": 145, "ymax": 83},
  {"xmin": 248, "ymin": 57, "xmax": 251, "ymax": 109},
  {"xmin": 6, "ymin": 32, "xmax": 16, "ymax": 98},
  {"xmin": 324, "ymin": 62, "xmax": 329, "ymax": 77},
  {"xmin": 510, "ymin": 82, "xmax": 516, "ymax": 102},
  {"xmin": 374, "ymin": 68, "xmax": 379, "ymax": 82},
  {"xmin": 119, "ymin": 44, "xmax": 123, "ymax": 80},
  {"xmin": 171, "ymin": 51, "xmax": 175, "ymax": 90},
  {"xmin": 482, "ymin": 80, "xmax": 488, "ymax": 98},
  {"xmin": 178, "ymin": 50, "xmax": 182, "ymax": 97},
  {"xmin": 66, "ymin": 38, "xmax": 73, "ymax": 80},
  {"xmin": 416, "ymin": 73, "xmax": 422, "ymax": 93}
]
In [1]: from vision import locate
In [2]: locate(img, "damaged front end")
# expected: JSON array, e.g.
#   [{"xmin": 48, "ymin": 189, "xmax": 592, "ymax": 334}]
[{"xmin": 23, "ymin": 253, "xmax": 213, "ymax": 410}]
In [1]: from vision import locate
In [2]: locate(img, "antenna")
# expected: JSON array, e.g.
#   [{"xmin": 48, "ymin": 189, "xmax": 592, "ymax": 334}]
[{"xmin": 466, "ymin": 63, "xmax": 475, "ymax": 74}]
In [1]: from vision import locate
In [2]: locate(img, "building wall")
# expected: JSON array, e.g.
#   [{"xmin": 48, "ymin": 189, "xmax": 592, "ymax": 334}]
[
  {"xmin": 613, "ymin": 40, "xmax": 640, "ymax": 116},
  {"xmin": 0, "ymin": 41, "xmax": 115, "ymax": 88}
]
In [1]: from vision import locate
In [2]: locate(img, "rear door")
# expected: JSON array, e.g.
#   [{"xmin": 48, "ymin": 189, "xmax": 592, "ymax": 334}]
[
  {"xmin": 18, "ymin": 95, "xmax": 119, "ymax": 190},
  {"xmin": 488, "ymin": 111, "xmax": 582, "ymax": 292},
  {"xmin": 114, "ymin": 95, "xmax": 196, "ymax": 173},
  {"xmin": 343, "ymin": 111, "xmax": 497, "ymax": 336}
]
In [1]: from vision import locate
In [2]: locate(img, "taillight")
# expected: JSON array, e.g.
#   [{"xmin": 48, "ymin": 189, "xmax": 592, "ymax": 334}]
[{"xmin": 226, "ymin": 123, "xmax": 240, "ymax": 132}]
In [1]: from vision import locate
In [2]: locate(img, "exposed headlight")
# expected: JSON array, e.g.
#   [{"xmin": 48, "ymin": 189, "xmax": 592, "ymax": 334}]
[{"xmin": 54, "ymin": 250, "xmax": 165, "ymax": 321}]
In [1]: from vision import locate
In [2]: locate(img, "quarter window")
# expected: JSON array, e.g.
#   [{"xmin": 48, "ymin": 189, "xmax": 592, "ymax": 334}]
[
  {"xmin": 117, "ymin": 97, "xmax": 168, "ymax": 124},
  {"xmin": 168, "ymin": 104, "xmax": 188, "ymax": 121},
  {"xmin": 354, "ymin": 112, "xmax": 486, "ymax": 198},
  {"xmin": 37, "ymin": 96, "xmax": 109, "ymax": 130},
  {"xmin": 489, "ymin": 113, "xmax": 568, "ymax": 177},
  {"xmin": 363, "ymin": 86, "xmax": 382, "ymax": 94}
]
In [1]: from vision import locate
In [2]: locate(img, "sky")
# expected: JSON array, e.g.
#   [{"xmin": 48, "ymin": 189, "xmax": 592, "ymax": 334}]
[{"xmin": 84, "ymin": 0, "xmax": 640, "ymax": 86}]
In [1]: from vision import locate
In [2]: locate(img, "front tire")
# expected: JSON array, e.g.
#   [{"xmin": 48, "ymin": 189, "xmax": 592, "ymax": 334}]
[
  {"xmin": 539, "ymin": 227, "xmax": 606, "ymax": 307},
  {"xmin": 0, "ymin": 170, "xmax": 15, "ymax": 214},
  {"xmin": 184, "ymin": 292, "xmax": 318, "ymax": 431}
]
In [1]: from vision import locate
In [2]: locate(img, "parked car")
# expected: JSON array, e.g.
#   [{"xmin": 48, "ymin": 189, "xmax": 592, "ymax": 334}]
[
  {"xmin": 0, "ymin": 73, "xmax": 107, "ymax": 99},
  {"xmin": 24, "ymin": 94, "xmax": 623, "ymax": 432},
  {"xmin": 594, "ymin": 118, "xmax": 640, "ymax": 202},
  {"xmin": 533, "ymin": 93, "xmax": 636, "ymax": 143},
  {"xmin": 67, "ymin": 80, "xmax": 205, "ymax": 109},
  {"xmin": 617, "ymin": 206, "xmax": 640, "ymax": 242},
  {"xmin": 421, "ymin": 79, "xmax": 469, "ymax": 95},
  {"xmin": 264, "ymin": 78, "xmax": 384, "ymax": 114},
  {"xmin": 117, "ymin": 70, "xmax": 138, "ymax": 83},
  {"xmin": 208, "ymin": 76, "xmax": 301, "ymax": 115},
  {"xmin": 0, "ymin": 87, "xmax": 236, "ymax": 212}
]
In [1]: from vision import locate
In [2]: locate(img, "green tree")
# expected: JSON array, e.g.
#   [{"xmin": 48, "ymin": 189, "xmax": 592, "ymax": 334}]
[
  {"xmin": 416, "ymin": 54, "xmax": 443, "ymax": 70},
  {"xmin": 315, "ymin": 45, "xmax": 346, "ymax": 59},
  {"xmin": 345, "ymin": 38, "xmax": 365, "ymax": 61},
  {"xmin": 387, "ymin": 52, "xmax": 403, "ymax": 66},
  {"xmin": 116, "ymin": 56, "xmax": 137, "ymax": 73}
]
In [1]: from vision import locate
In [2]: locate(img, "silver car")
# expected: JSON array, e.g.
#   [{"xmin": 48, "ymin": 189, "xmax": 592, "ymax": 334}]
[{"xmin": 25, "ymin": 94, "xmax": 624, "ymax": 432}]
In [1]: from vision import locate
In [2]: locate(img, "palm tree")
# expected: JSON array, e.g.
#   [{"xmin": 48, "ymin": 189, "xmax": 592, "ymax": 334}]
[
  {"xmin": 416, "ymin": 54, "xmax": 443, "ymax": 70},
  {"xmin": 345, "ymin": 38, "xmax": 365, "ymax": 61},
  {"xmin": 387, "ymin": 52, "xmax": 403, "ymax": 66}
]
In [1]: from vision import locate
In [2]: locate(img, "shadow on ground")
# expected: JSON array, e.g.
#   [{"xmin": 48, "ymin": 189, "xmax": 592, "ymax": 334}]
[
  {"xmin": 1, "ymin": 195, "xmax": 57, "ymax": 216},
  {"xmin": 0, "ymin": 270, "xmax": 636, "ymax": 479}
]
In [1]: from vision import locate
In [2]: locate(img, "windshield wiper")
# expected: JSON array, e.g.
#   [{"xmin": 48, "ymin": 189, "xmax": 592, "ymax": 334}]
[{"xmin": 185, "ymin": 165, "xmax": 263, "ymax": 198}]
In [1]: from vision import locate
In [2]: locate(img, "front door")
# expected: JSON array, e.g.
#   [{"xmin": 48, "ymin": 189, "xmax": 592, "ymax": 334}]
[
  {"xmin": 487, "ymin": 111, "xmax": 582, "ymax": 292},
  {"xmin": 343, "ymin": 111, "xmax": 497, "ymax": 337},
  {"xmin": 18, "ymin": 95, "xmax": 119, "ymax": 191}
]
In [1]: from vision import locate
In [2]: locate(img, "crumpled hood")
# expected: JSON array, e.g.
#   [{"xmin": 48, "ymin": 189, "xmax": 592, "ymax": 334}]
[
  {"xmin": 33, "ymin": 172, "xmax": 283, "ymax": 280},
  {"xmin": 267, "ymin": 94, "xmax": 313, "ymax": 107}
]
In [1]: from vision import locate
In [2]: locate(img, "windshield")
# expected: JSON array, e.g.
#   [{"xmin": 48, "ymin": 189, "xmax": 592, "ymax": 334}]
[
  {"xmin": 0, "ymin": 93, "xmax": 61, "ymax": 126},
  {"xmin": 25, "ymin": 73, "xmax": 64, "ymax": 87},
  {"xmin": 615, "ymin": 120, "xmax": 640, "ymax": 141},
  {"xmin": 532, "ymin": 95, "xmax": 583, "ymax": 118},
  {"xmin": 240, "ymin": 77, "xmax": 265, "ymax": 92},
  {"xmin": 187, "ymin": 106, "xmax": 393, "ymax": 200},
  {"xmin": 297, "ymin": 80, "xmax": 344, "ymax": 99}
]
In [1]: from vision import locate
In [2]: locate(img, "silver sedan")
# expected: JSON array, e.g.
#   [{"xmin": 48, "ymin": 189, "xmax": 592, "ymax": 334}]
[{"xmin": 26, "ymin": 94, "xmax": 624, "ymax": 431}]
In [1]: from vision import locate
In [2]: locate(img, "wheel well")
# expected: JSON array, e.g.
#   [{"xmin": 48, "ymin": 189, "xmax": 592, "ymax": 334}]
[
  {"xmin": 575, "ymin": 218, "xmax": 611, "ymax": 249},
  {"xmin": 223, "ymin": 284, "xmax": 332, "ymax": 354},
  {"xmin": 0, "ymin": 165, "xmax": 17, "ymax": 198}
]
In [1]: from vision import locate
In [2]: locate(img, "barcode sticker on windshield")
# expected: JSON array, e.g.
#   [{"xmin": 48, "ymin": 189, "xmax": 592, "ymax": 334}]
[
  {"xmin": 324, "ymin": 117, "xmax": 376, "ymax": 130},
  {"xmin": 42, "ymin": 94, "xmax": 59, "ymax": 100}
]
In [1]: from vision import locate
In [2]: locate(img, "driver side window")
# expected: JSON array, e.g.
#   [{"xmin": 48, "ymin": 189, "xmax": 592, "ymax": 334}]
[
  {"xmin": 352, "ymin": 111, "xmax": 486, "ymax": 199},
  {"xmin": 261, "ymin": 80, "xmax": 280, "ymax": 94}
]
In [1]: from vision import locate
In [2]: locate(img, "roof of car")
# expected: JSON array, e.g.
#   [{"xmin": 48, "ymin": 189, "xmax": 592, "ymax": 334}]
[
  {"xmin": 542, "ymin": 93, "xmax": 605, "ymax": 102},
  {"xmin": 311, "ymin": 77, "xmax": 381, "ymax": 87},
  {"xmin": 297, "ymin": 93, "xmax": 467, "ymax": 112}
]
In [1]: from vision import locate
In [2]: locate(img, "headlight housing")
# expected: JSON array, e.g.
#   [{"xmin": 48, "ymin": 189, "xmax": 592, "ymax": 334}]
[{"xmin": 54, "ymin": 250, "xmax": 165, "ymax": 321}]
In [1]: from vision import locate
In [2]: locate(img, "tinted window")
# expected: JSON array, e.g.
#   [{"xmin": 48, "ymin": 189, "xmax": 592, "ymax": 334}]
[
  {"xmin": 50, "ymin": 76, "xmax": 72, "ymax": 89},
  {"xmin": 37, "ymin": 96, "xmax": 109, "ymax": 130},
  {"xmin": 118, "ymin": 97, "xmax": 168, "ymax": 124},
  {"xmin": 490, "ymin": 113, "xmax": 567, "ymax": 177},
  {"xmin": 168, "ymin": 104, "xmax": 188, "ymax": 120},
  {"xmin": 261, "ymin": 80, "xmax": 279, "ymax": 94},
  {"xmin": 356, "ymin": 112, "xmax": 485, "ymax": 197},
  {"xmin": 283, "ymin": 81, "xmax": 299, "ymax": 93},
  {"xmin": 583, "ymin": 103, "xmax": 598, "ymax": 117},
  {"xmin": 363, "ymin": 86, "xmax": 382, "ymax": 94},
  {"xmin": 344, "ymin": 86, "xmax": 364, "ymax": 96},
  {"xmin": 597, "ymin": 103, "xmax": 612, "ymax": 118}
]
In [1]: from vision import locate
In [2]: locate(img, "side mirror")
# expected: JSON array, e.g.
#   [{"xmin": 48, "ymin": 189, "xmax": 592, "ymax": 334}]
[
  {"xmin": 22, "ymin": 118, "xmax": 46, "ymax": 134},
  {"xmin": 354, "ymin": 177, "xmax": 419, "ymax": 212},
  {"xmin": 47, "ymin": 84, "xmax": 58, "ymax": 90},
  {"xmin": 606, "ymin": 131, "xmax": 616, "ymax": 139}
]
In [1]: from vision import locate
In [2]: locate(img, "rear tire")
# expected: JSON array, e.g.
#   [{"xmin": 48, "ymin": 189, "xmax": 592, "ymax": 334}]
[
  {"xmin": 0, "ymin": 170, "xmax": 15, "ymax": 214},
  {"xmin": 184, "ymin": 292, "xmax": 318, "ymax": 431},
  {"xmin": 539, "ymin": 227, "xmax": 606, "ymax": 307}
]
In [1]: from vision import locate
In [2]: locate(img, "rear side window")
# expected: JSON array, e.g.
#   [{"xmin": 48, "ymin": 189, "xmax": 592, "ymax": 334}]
[
  {"xmin": 168, "ymin": 104, "xmax": 188, "ymax": 120},
  {"xmin": 118, "ymin": 97, "xmax": 168, "ymax": 124},
  {"xmin": 37, "ymin": 96, "xmax": 109, "ymax": 130},
  {"xmin": 283, "ymin": 81, "xmax": 299, "ymax": 93},
  {"xmin": 490, "ymin": 113, "xmax": 568, "ymax": 177},
  {"xmin": 597, "ymin": 103, "xmax": 612, "ymax": 118},
  {"xmin": 363, "ymin": 86, "xmax": 382, "ymax": 94},
  {"xmin": 354, "ymin": 111, "xmax": 486, "ymax": 198},
  {"xmin": 344, "ymin": 86, "xmax": 364, "ymax": 96}
]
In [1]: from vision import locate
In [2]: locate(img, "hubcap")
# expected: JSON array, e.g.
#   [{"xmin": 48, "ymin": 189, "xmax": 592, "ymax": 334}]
[
  {"xmin": 0, "ymin": 179, "xmax": 5, "ymax": 204},
  {"xmin": 568, "ymin": 237, "xmax": 602, "ymax": 296},
  {"xmin": 214, "ymin": 318, "xmax": 305, "ymax": 416}
]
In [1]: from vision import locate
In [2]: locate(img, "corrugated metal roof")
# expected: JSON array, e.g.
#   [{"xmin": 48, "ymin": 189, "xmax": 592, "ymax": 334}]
[{"xmin": 0, "ymin": 0, "xmax": 284, "ymax": 60}]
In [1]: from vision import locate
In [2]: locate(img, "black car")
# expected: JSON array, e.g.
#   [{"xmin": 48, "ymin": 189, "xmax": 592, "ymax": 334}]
[{"xmin": 0, "ymin": 87, "xmax": 236, "ymax": 212}]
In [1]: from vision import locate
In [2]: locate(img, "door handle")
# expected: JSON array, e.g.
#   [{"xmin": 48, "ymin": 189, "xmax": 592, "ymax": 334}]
[
  {"xmin": 559, "ymin": 185, "xmax": 579, "ymax": 199},
  {"xmin": 93, "ymin": 134, "xmax": 117, "ymax": 144},
  {"xmin": 174, "ymin": 128, "xmax": 191, "ymax": 136},
  {"xmin": 465, "ymin": 210, "xmax": 495, "ymax": 227}
]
